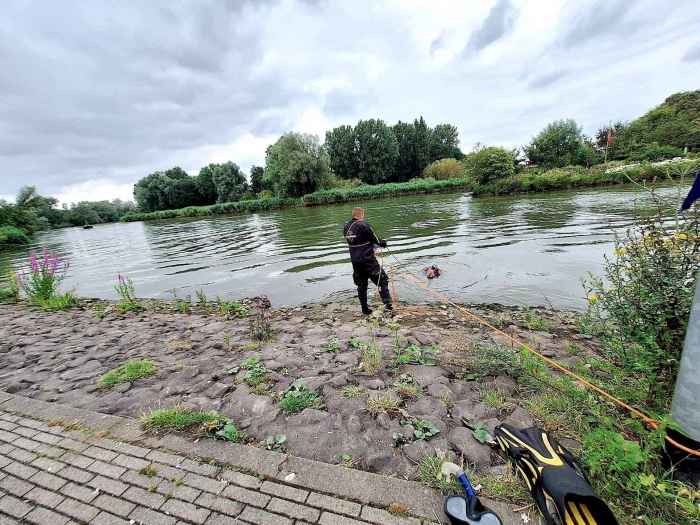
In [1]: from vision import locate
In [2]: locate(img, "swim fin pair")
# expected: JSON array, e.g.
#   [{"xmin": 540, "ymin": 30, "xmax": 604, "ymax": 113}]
[{"xmin": 494, "ymin": 424, "xmax": 618, "ymax": 525}]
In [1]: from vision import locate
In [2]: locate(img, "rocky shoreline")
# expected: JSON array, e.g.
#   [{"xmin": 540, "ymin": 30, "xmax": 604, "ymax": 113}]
[{"xmin": 0, "ymin": 298, "xmax": 598, "ymax": 482}]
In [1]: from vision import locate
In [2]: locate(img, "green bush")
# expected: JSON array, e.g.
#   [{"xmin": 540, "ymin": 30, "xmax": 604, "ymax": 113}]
[
  {"xmin": 423, "ymin": 158, "xmax": 465, "ymax": 180},
  {"xmin": 629, "ymin": 142, "xmax": 684, "ymax": 162},
  {"xmin": 463, "ymin": 147, "xmax": 515, "ymax": 184},
  {"xmin": 0, "ymin": 226, "xmax": 29, "ymax": 248}
]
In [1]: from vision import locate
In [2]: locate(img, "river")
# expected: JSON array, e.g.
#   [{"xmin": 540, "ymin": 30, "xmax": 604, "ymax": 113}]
[{"xmin": 0, "ymin": 182, "xmax": 688, "ymax": 311}]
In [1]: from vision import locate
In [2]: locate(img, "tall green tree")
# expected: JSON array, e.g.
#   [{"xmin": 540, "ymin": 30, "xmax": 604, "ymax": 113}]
[
  {"xmin": 325, "ymin": 125, "xmax": 358, "ymax": 180},
  {"xmin": 430, "ymin": 123, "xmax": 462, "ymax": 162},
  {"xmin": 524, "ymin": 119, "xmax": 587, "ymax": 169},
  {"xmin": 133, "ymin": 167, "xmax": 202, "ymax": 212},
  {"xmin": 392, "ymin": 121, "xmax": 416, "ymax": 182},
  {"xmin": 212, "ymin": 162, "xmax": 247, "ymax": 203},
  {"xmin": 196, "ymin": 164, "xmax": 218, "ymax": 204},
  {"xmin": 413, "ymin": 117, "xmax": 432, "ymax": 176},
  {"xmin": 250, "ymin": 165, "xmax": 265, "ymax": 195},
  {"xmin": 264, "ymin": 133, "xmax": 330, "ymax": 198},
  {"xmin": 355, "ymin": 119, "xmax": 399, "ymax": 184}
]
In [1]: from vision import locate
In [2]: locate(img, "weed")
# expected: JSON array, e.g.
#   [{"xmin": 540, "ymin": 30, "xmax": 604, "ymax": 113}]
[
  {"xmin": 115, "ymin": 274, "xmax": 143, "ymax": 312},
  {"xmin": 141, "ymin": 406, "xmax": 219, "ymax": 431},
  {"xmin": 566, "ymin": 342, "xmax": 583, "ymax": 355},
  {"xmin": 171, "ymin": 364, "xmax": 184, "ymax": 372},
  {"xmin": 392, "ymin": 373, "xmax": 423, "ymax": 399},
  {"xmin": 365, "ymin": 393, "xmax": 400, "ymax": 415},
  {"xmin": 99, "ymin": 361, "xmax": 157, "ymax": 388},
  {"xmin": 47, "ymin": 419, "xmax": 62, "ymax": 427},
  {"xmin": 222, "ymin": 333, "xmax": 232, "ymax": 351},
  {"xmin": 335, "ymin": 453, "xmax": 358, "ymax": 469},
  {"xmin": 219, "ymin": 301, "xmax": 247, "ymax": 318},
  {"xmin": 397, "ymin": 410, "xmax": 440, "ymax": 442},
  {"xmin": 165, "ymin": 339, "xmax": 190, "ymax": 351},
  {"xmin": 173, "ymin": 478, "xmax": 184, "ymax": 486},
  {"xmin": 440, "ymin": 395, "xmax": 454, "ymax": 408},
  {"xmin": 138, "ymin": 466, "xmax": 158, "ymax": 477},
  {"xmin": 523, "ymin": 309, "xmax": 549, "ymax": 331},
  {"xmin": 387, "ymin": 503, "xmax": 411, "ymax": 518},
  {"xmin": 279, "ymin": 366, "xmax": 288, "ymax": 376},
  {"xmin": 281, "ymin": 382, "xmax": 325, "ymax": 415},
  {"xmin": 251, "ymin": 296, "xmax": 273, "ymax": 341},
  {"xmin": 17, "ymin": 249, "xmax": 69, "ymax": 304},
  {"xmin": 203, "ymin": 416, "xmax": 244, "ymax": 443},
  {"xmin": 163, "ymin": 493, "xmax": 173, "ymax": 501},
  {"xmin": 480, "ymin": 387, "xmax": 514, "ymax": 416},
  {"xmin": 321, "ymin": 338, "xmax": 341, "ymax": 354},
  {"xmin": 360, "ymin": 339, "xmax": 382, "ymax": 374},
  {"xmin": 147, "ymin": 485, "xmax": 157, "ymax": 493},
  {"xmin": 175, "ymin": 300, "xmax": 190, "ymax": 314},
  {"xmin": 237, "ymin": 341, "xmax": 263, "ymax": 351},
  {"xmin": 391, "ymin": 344, "xmax": 438, "ymax": 369},
  {"xmin": 195, "ymin": 289, "xmax": 207, "ymax": 305},
  {"xmin": 340, "ymin": 385, "xmax": 365, "ymax": 399},
  {"xmin": 63, "ymin": 420, "xmax": 83, "ymax": 431},
  {"xmin": 169, "ymin": 288, "xmax": 179, "ymax": 299},
  {"xmin": 249, "ymin": 384, "xmax": 270, "ymax": 396},
  {"xmin": 260, "ymin": 434, "xmax": 286, "ymax": 452}
]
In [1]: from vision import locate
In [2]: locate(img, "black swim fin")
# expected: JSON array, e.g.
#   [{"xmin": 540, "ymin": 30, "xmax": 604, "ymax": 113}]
[{"xmin": 494, "ymin": 424, "xmax": 619, "ymax": 525}]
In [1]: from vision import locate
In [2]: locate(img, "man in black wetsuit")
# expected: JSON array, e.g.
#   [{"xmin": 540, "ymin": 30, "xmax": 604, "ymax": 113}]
[{"xmin": 343, "ymin": 207, "xmax": 393, "ymax": 315}]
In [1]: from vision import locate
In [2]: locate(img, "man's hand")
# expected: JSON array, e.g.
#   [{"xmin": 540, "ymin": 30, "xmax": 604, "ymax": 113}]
[{"xmin": 378, "ymin": 239, "xmax": 388, "ymax": 248}]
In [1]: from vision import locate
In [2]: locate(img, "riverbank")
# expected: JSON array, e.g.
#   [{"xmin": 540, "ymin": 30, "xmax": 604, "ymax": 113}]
[
  {"xmin": 1, "ymin": 297, "xmax": 696, "ymax": 524},
  {"xmin": 117, "ymin": 159, "xmax": 698, "ymax": 224}
]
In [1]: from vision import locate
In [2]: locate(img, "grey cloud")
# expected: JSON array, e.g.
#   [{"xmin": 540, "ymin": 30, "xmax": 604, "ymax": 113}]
[
  {"xmin": 559, "ymin": 0, "xmax": 637, "ymax": 49},
  {"xmin": 463, "ymin": 0, "xmax": 518, "ymax": 54},
  {"xmin": 0, "ymin": 0, "xmax": 300, "ymax": 194},
  {"xmin": 527, "ymin": 70, "xmax": 569, "ymax": 90},
  {"xmin": 682, "ymin": 41, "xmax": 700, "ymax": 62},
  {"xmin": 430, "ymin": 32, "xmax": 445, "ymax": 54}
]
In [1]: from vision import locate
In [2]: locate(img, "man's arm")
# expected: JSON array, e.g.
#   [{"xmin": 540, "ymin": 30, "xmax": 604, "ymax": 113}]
[{"xmin": 364, "ymin": 222, "xmax": 387, "ymax": 248}]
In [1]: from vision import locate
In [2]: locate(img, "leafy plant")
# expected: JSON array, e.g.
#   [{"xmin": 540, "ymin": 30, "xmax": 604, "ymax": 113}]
[
  {"xmin": 260, "ymin": 434, "xmax": 286, "ymax": 452},
  {"xmin": 0, "ymin": 270, "xmax": 19, "ymax": 304},
  {"xmin": 17, "ymin": 249, "xmax": 70, "ymax": 304},
  {"xmin": 398, "ymin": 410, "xmax": 440, "ymax": 441},
  {"xmin": 203, "ymin": 416, "xmax": 244, "ymax": 443},
  {"xmin": 281, "ymin": 381, "xmax": 325, "ymax": 415},
  {"xmin": 195, "ymin": 289, "xmax": 207, "ymax": 305},
  {"xmin": 175, "ymin": 300, "xmax": 190, "ymax": 313},
  {"xmin": 360, "ymin": 339, "xmax": 382, "ymax": 374},
  {"xmin": 220, "ymin": 301, "xmax": 247, "ymax": 318},
  {"xmin": 392, "ymin": 344, "xmax": 438, "ymax": 368},
  {"xmin": 392, "ymin": 373, "xmax": 423, "ymax": 398},
  {"xmin": 523, "ymin": 309, "xmax": 549, "ymax": 331},
  {"xmin": 322, "ymin": 338, "xmax": 341, "ymax": 354},
  {"xmin": 471, "ymin": 423, "xmax": 493, "ymax": 444}
]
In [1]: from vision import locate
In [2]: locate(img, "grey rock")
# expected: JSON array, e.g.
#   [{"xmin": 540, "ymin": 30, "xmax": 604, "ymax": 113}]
[
  {"xmin": 335, "ymin": 353, "xmax": 359, "ymax": 366},
  {"xmin": 376, "ymin": 413, "xmax": 390, "ymax": 430},
  {"xmin": 326, "ymin": 373, "xmax": 348, "ymax": 388},
  {"xmin": 205, "ymin": 382, "xmax": 230, "ymax": 398},
  {"xmin": 427, "ymin": 383, "xmax": 455, "ymax": 401},
  {"xmin": 115, "ymin": 382, "xmax": 132, "ymax": 394},
  {"xmin": 493, "ymin": 376, "xmax": 518, "ymax": 396},
  {"xmin": 361, "ymin": 379, "xmax": 385, "ymax": 390},
  {"xmin": 403, "ymin": 439, "xmax": 433, "ymax": 463},
  {"xmin": 503, "ymin": 407, "xmax": 534, "ymax": 429},
  {"xmin": 447, "ymin": 427, "xmax": 492, "ymax": 470}
]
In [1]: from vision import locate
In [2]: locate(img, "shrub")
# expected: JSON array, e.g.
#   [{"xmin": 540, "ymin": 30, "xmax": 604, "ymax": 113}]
[
  {"xmin": 629, "ymin": 142, "xmax": 684, "ymax": 162},
  {"xmin": 423, "ymin": 158, "xmax": 464, "ymax": 180},
  {"xmin": 584, "ymin": 163, "xmax": 700, "ymax": 406},
  {"xmin": 0, "ymin": 226, "xmax": 29, "ymax": 248},
  {"xmin": 463, "ymin": 147, "xmax": 515, "ymax": 184},
  {"xmin": 0, "ymin": 270, "xmax": 19, "ymax": 303}
]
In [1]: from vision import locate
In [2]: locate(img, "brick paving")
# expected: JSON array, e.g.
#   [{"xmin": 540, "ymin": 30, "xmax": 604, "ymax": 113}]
[
  {"xmin": 0, "ymin": 398, "xmax": 441, "ymax": 525},
  {"xmin": 0, "ymin": 393, "xmax": 520, "ymax": 525}
]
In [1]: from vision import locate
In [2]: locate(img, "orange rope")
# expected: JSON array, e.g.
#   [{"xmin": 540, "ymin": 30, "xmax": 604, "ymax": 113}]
[{"xmin": 389, "ymin": 264, "xmax": 700, "ymax": 458}]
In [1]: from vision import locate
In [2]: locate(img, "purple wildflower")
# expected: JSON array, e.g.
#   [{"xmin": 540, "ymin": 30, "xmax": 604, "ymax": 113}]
[
  {"xmin": 17, "ymin": 273, "xmax": 26, "ymax": 290},
  {"xmin": 118, "ymin": 273, "xmax": 125, "ymax": 285},
  {"xmin": 29, "ymin": 252, "xmax": 39, "ymax": 275}
]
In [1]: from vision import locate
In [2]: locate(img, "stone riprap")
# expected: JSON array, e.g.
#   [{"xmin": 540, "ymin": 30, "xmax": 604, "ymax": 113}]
[{"xmin": 0, "ymin": 299, "xmax": 595, "ymax": 490}]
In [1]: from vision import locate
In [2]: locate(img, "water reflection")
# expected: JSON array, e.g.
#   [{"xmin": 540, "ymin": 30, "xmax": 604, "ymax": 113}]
[{"xmin": 0, "ymin": 182, "xmax": 689, "ymax": 311}]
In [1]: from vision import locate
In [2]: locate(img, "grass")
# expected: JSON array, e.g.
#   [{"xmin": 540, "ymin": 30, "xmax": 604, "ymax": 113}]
[
  {"xmin": 99, "ymin": 360, "xmax": 157, "ymax": 388},
  {"xmin": 138, "ymin": 466, "xmax": 158, "ymax": 477},
  {"xmin": 360, "ymin": 339, "xmax": 383, "ymax": 374},
  {"xmin": 387, "ymin": 503, "xmax": 411, "ymax": 518},
  {"xmin": 280, "ymin": 382, "xmax": 325, "ymax": 415},
  {"xmin": 140, "ymin": 406, "xmax": 219, "ymax": 431},
  {"xmin": 365, "ymin": 393, "xmax": 401, "ymax": 415},
  {"xmin": 34, "ymin": 293, "xmax": 80, "ymax": 310},
  {"xmin": 165, "ymin": 339, "xmax": 190, "ymax": 351},
  {"xmin": 417, "ymin": 455, "xmax": 530, "ymax": 505},
  {"xmin": 340, "ymin": 386, "xmax": 365, "ymax": 399},
  {"xmin": 237, "ymin": 342, "xmax": 263, "ymax": 351}
]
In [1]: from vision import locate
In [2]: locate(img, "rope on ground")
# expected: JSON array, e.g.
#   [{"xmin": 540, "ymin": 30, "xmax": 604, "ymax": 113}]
[{"xmin": 388, "ymin": 263, "xmax": 700, "ymax": 458}]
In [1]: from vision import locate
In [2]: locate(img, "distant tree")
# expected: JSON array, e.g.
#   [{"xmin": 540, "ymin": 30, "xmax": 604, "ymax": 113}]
[
  {"xmin": 325, "ymin": 125, "xmax": 358, "ymax": 180},
  {"xmin": 354, "ymin": 119, "xmax": 399, "ymax": 184},
  {"xmin": 463, "ymin": 147, "xmax": 515, "ymax": 184},
  {"xmin": 423, "ymin": 158, "xmax": 465, "ymax": 180},
  {"xmin": 392, "ymin": 121, "xmax": 416, "ymax": 182},
  {"xmin": 413, "ymin": 117, "xmax": 432, "ymax": 176},
  {"xmin": 133, "ymin": 167, "xmax": 203, "ymax": 212},
  {"xmin": 264, "ymin": 133, "xmax": 331, "ymax": 198},
  {"xmin": 524, "ymin": 119, "xmax": 588, "ymax": 169},
  {"xmin": 430, "ymin": 124, "xmax": 463, "ymax": 162},
  {"xmin": 170, "ymin": 177, "xmax": 203, "ymax": 209},
  {"xmin": 250, "ymin": 165, "xmax": 265, "ymax": 195},
  {"xmin": 212, "ymin": 162, "xmax": 247, "ymax": 203},
  {"xmin": 196, "ymin": 164, "xmax": 218, "ymax": 204}
]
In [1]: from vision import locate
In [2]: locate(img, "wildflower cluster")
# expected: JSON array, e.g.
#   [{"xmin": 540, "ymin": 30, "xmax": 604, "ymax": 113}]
[
  {"xmin": 115, "ymin": 273, "xmax": 143, "ymax": 312},
  {"xmin": 251, "ymin": 295, "xmax": 273, "ymax": 342},
  {"xmin": 17, "ymin": 249, "xmax": 70, "ymax": 302}
]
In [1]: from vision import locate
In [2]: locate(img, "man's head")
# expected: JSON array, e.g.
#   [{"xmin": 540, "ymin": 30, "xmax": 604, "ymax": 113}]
[{"xmin": 352, "ymin": 207, "xmax": 365, "ymax": 220}]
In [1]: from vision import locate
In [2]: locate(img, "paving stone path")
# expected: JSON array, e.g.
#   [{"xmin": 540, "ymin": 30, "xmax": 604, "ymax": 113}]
[{"xmin": 0, "ymin": 392, "xmax": 523, "ymax": 525}]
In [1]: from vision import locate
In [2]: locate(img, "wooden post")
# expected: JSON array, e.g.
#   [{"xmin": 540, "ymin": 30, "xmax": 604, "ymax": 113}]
[{"xmin": 390, "ymin": 265, "xmax": 399, "ymax": 305}]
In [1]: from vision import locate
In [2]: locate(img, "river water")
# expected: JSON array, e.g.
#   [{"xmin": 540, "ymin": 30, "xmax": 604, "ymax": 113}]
[{"xmin": 0, "ymin": 183, "xmax": 688, "ymax": 311}]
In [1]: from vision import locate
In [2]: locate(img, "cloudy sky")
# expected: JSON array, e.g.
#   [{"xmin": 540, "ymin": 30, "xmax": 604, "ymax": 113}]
[{"xmin": 1, "ymin": 0, "xmax": 699, "ymax": 204}]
